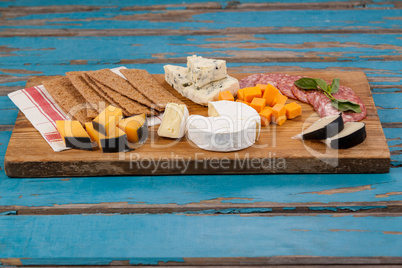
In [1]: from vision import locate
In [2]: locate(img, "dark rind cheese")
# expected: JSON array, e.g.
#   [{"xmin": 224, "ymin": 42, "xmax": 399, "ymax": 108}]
[
  {"xmin": 64, "ymin": 136, "xmax": 93, "ymax": 150},
  {"xmin": 56, "ymin": 120, "xmax": 94, "ymax": 151},
  {"xmin": 118, "ymin": 114, "xmax": 149, "ymax": 146},
  {"xmin": 92, "ymin": 105, "xmax": 123, "ymax": 136},
  {"xmin": 100, "ymin": 128, "xmax": 130, "ymax": 153}
]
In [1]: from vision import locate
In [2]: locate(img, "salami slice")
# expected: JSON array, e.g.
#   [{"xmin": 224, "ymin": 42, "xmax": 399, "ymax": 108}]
[
  {"xmin": 239, "ymin": 74, "xmax": 262, "ymax": 89},
  {"xmin": 311, "ymin": 85, "xmax": 367, "ymax": 122},
  {"xmin": 276, "ymin": 75, "xmax": 303, "ymax": 100},
  {"xmin": 291, "ymin": 75, "xmax": 311, "ymax": 103},
  {"xmin": 256, "ymin": 73, "xmax": 287, "ymax": 88}
]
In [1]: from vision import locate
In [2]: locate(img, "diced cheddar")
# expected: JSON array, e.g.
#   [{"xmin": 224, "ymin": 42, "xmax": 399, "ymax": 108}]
[
  {"xmin": 56, "ymin": 120, "xmax": 93, "ymax": 150},
  {"xmin": 236, "ymin": 99, "xmax": 250, "ymax": 106},
  {"xmin": 259, "ymin": 106, "xmax": 273, "ymax": 127},
  {"xmin": 272, "ymin": 93, "xmax": 288, "ymax": 106},
  {"xmin": 85, "ymin": 122, "xmax": 104, "ymax": 148},
  {"xmin": 256, "ymin": 84, "xmax": 267, "ymax": 95},
  {"xmin": 285, "ymin": 102, "xmax": 302, "ymax": 119},
  {"xmin": 250, "ymin": 97, "xmax": 266, "ymax": 113},
  {"xmin": 262, "ymin": 84, "xmax": 279, "ymax": 106},
  {"xmin": 218, "ymin": 90, "xmax": 234, "ymax": 101},
  {"xmin": 118, "ymin": 114, "xmax": 148, "ymax": 144},
  {"xmin": 272, "ymin": 104, "xmax": 287, "ymax": 126},
  {"xmin": 243, "ymin": 86, "xmax": 262, "ymax": 102},
  {"xmin": 237, "ymin": 88, "xmax": 245, "ymax": 101}
]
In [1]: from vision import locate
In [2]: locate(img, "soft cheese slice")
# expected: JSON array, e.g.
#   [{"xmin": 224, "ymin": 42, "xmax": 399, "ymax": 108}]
[
  {"xmin": 163, "ymin": 65, "xmax": 191, "ymax": 95},
  {"xmin": 158, "ymin": 103, "xmax": 189, "ymax": 139},
  {"xmin": 187, "ymin": 55, "xmax": 227, "ymax": 88},
  {"xmin": 184, "ymin": 75, "xmax": 239, "ymax": 106},
  {"xmin": 187, "ymin": 101, "xmax": 261, "ymax": 152}
]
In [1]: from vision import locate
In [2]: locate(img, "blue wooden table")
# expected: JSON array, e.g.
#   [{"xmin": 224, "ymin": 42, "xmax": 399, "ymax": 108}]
[{"xmin": 0, "ymin": 0, "xmax": 401, "ymax": 266}]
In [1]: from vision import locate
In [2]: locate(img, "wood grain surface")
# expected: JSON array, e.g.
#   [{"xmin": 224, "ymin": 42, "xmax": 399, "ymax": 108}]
[{"xmin": 4, "ymin": 71, "xmax": 390, "ymax": 177}]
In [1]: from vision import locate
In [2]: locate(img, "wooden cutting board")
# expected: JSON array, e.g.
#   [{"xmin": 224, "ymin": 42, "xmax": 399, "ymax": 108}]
[{"xmin": 4, "ymin": 71, "xmax": 390, "ymax": 178}]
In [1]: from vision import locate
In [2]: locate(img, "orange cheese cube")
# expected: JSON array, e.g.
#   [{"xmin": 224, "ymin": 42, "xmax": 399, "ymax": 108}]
[
  {"xmin": 259, "ymin": 106, "xmax": 273, "ymax": 127},
  {"xmin": 236, "ymin": 99, "xmax": 250, "ymax": 106},
  {"xmin": 285, "ymin": 102, "xmax": 302, "ymax": 119},
  {"xmin": 272, "ymin": 93, "xmax": 288, "ymax": 106},
  {"xmin": 237, "ymin": 89, "xmax": 245, "ymax": 101},
  {"xmin": 243, "ymin": 86, "xmax": 262, "ymax": 102},
  {"xmin": 250, "ymin": 97, "xmax": 266, "ymax": 113},
  {"xmin": 262, "ymin": 84, "xmax": 279, "ymax": 106},
  {"xmin": 272, "ymin": 104, "xmax": 287, "ymax": 126},
  {"xmin": 218, "ymin": 91, "xmax": 234, "ymax": 101},
  {"xmin": 256, "ymin": 84, "xmax": 267, "ymax": 95}
]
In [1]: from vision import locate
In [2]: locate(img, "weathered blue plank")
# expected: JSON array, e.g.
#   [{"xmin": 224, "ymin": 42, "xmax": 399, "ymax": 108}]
[
  {"xmin": 2, "ymin": 34, "xmax": 401, "ymax": 64},
  {"xmin": 3, "ymin": 9, "xmax": 401, "ymax": 30},
  {"xmin": 373, "ymin": 93, "xmax": 402, "ymax": 109},
  {"xmin": 0, "ymin": 214, "xmax": 401, "ymax": 266},
  {"xmin": 0, "ymin": 167, "xmax": 401, "ymax": 208},
  {"xmin": 0, "ymin": 0, "xmax": 382, "ymax": 8},
  {"xmin": 0, "ymin": 96, "xmax": 19, "ymax": 124}
]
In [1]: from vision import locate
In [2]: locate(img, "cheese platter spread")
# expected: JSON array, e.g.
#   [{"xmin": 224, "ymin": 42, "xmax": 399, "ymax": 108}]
[{"xmin": 4, "ymin": 55, "xmax": 390, "ymax": 177}]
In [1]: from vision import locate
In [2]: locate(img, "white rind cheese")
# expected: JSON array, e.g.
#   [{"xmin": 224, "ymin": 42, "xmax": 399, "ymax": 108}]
[
  {"xmin": 187, "ymin": 55, "xmax": 227, "ymax": 88},
  {"xmin": 158, "ymin": 103, "xmax": 189, "ymax": 139},
  {"xmin": 163, "ymin": 65, "xmax": 191, "ymax": 95},
  {"xmin": 187, "ymin": 101, "xmax": 261, "ymax": 152},
  {"xmin": 183, "ymin": 75, "xmax": 239, "ymax": 106}
]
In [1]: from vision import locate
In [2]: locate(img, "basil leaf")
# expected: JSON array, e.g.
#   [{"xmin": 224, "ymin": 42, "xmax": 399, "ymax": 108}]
[
  {"xmin": 315, "ymin": 78, "xmax": 329, "ymax": 93},
  {"xmin": 331, "ymin": 78, "xmax": 340, "ymax": 94},
  {"xmin": 294, "ymin": 78, "xmax": 318, "ymax": 90},
  {"xmin": 331, "ymin": 99, "xmax": 361, "ymax": 113}
]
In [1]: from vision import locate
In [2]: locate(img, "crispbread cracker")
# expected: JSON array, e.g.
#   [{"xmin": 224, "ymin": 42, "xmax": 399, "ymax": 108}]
[
  {"xmin": 43, "ymin": 77, "xmax": 96, "ymax": 124},
  {"xmin": 81, "ymin": 74, "xmax": 118, "ymax": 109},
  {"xmin": 84, "ymin": 74, "xmax": 152, "ymax": 116},
  {"xmin": 66, "ymin": 71, "xmax": 110, "ymax": 113},
  {"xmin": 121, "ymin": 68, "xmax": 184, "ymax": 110},
  {"xmin": 87, "ymin": 69, "xmax": 159, "ymax": 111}
]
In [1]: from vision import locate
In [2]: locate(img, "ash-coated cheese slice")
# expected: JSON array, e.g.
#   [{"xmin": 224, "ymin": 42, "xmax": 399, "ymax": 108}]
[
  {"xmin": 163, "ymin": 65, "xmax": 191, "ymax": 95},
  {"xmin": 158, "ymin": 103, "xmax": 189, "ymax": 139},
  {"xmin": 187, "ymin": 55, "xmax": 227, "ymax": 88},
  {"xmin": 183, "ymin": 75, "xmax": 239, "ymax": 106},
  {"xmin": 187, "ymin": 101, "xmax": 261, "ymax": 152}
]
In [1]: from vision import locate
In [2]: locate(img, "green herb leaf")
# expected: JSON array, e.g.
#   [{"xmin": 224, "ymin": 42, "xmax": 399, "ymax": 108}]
[
  {"xmin": 331, "ymin": 78, "xmax": 340, "ymax": 94},
  {"xmin": 331, "ymin": 99, "xmax": 361, "ymax": 113},
  {"xmin": 294, "ymin": 78, "xmax": 318, "ymax": 90},
  {"xmin": 315, "ymin": 78, "xmax": 329, "ymax": 93}
]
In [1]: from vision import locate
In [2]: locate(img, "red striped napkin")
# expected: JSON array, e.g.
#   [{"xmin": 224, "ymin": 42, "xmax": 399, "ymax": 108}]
[{"xmin": 8, "ymin": 67, "xmax": 163, "ymax": 152}]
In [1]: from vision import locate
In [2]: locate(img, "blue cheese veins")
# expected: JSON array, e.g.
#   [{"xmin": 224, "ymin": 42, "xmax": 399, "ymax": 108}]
[
  {"xmin": 187, "ymin": 55, "xmax": 227, "ymax": 88},
  {"xmin": 183, "ymin": 75, "xmax": 239, "ymax": 106},
  {"xmin": 163, "ymin": 65, "xmax": 191, "ymax": 95}
]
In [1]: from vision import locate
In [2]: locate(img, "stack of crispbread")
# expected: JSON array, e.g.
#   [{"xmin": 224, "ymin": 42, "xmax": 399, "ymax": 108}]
[{"xmin": 42, "ymin": 68, "xmax": 183, "ymax": 124}]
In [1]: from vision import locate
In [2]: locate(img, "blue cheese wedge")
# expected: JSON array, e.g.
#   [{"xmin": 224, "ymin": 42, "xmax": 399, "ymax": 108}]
[
  {"xmin": 187, "ymin": 55, "xmax": 227, "ymax": 88},
  {"xmin": 183, "ymin": 75, "xmax": 239, "ymax": 106},
  {"xmin": 163, "ymin": 65, "xmax": 191, "ymax": 95}
]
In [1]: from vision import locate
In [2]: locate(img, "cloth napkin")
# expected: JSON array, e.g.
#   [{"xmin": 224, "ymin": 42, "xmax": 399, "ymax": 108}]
[{"xmin": 8, "ymin": 67, "xmax": 163, "ymax": 152}]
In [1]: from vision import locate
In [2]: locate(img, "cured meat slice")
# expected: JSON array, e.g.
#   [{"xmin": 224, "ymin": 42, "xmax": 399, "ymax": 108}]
[
  {"xmin": 311, "ymin": 85, "xmax": 367, "ymax": 122},
  {"xmin": 256, "ymin": 73, "xmax": 287, "ymax": 88},
  {"xmin": 239, "ymin": 74, "xmax": 262, "ymax": 88},
  {"xmin": 276, "ymin": 75, "xmax": 300, "ymax": 100},
  {"xmin": 290, "ymin": 75, "xmax": 312, "ymax": 103}
]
